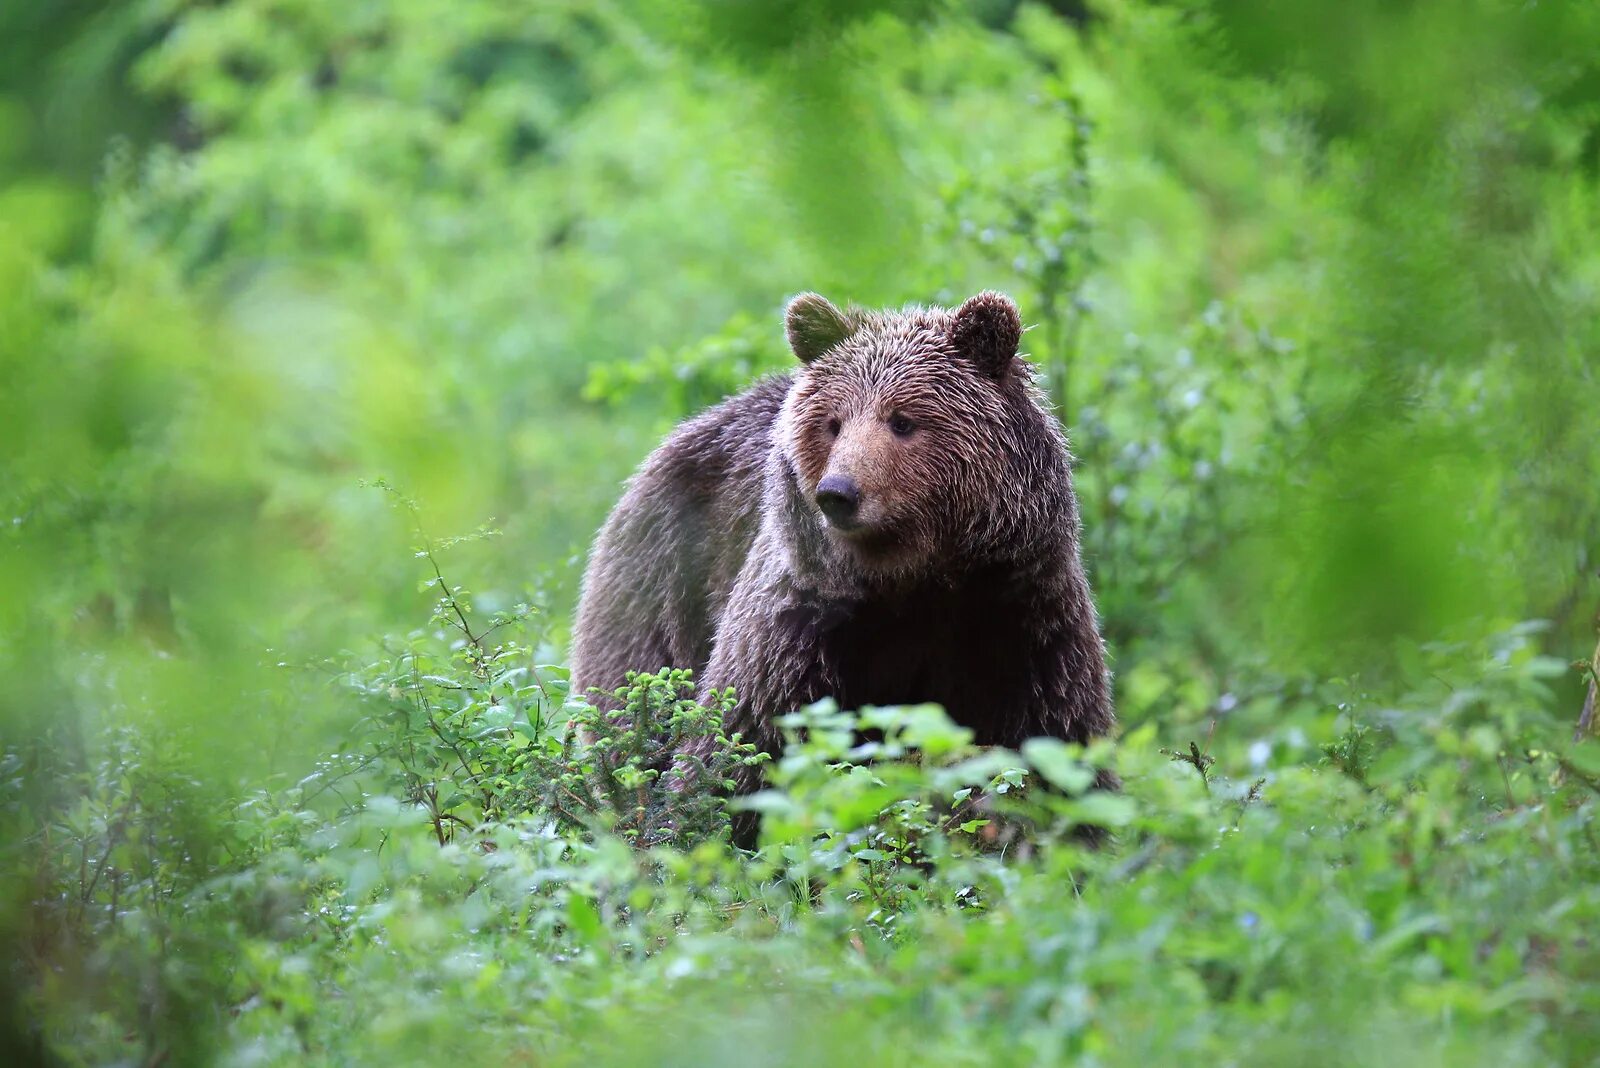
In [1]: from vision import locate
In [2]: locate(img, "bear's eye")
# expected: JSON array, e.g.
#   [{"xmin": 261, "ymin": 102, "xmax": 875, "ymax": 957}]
[
  {"xmin": 887, "ymin": 412, "xmax": 916, "ymax": 438},
  {"xmin": 825, "ymin": 417, "xmax": 842, "ymax": 438}
]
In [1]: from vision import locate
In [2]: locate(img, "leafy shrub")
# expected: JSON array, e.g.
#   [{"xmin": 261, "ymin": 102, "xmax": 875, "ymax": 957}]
[
  {"xmin": 11, "ymin": 611, "xmax": 1599, "ymax": 1065},
  {"xmin": 544, "ymin": 668, "xmax": 764, "ymax": 848},
  {"xmin": 342, "ymin": 490, "xmax": 764, "ymax": 851}
]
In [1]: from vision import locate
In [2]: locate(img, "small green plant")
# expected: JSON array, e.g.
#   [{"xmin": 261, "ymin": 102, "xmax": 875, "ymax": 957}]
[
  {"xmin": 350, "ymin": 483, "xmax": 550, "ymax": 843},
  {"xmin": 1321, "ymin": 720, "xmax": 1378, "ymax": 785},
  {"xmin": 539, "ymin": 668, "xmax": 767, "ymax": 847},
  {"xmin": 1162, "ymin": 720, "xmax": 1218, "ymax": 790}
]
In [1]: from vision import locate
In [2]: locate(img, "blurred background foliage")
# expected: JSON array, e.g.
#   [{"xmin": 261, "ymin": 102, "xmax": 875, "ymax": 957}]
[{"xmin": 3, "ymin": 0, "xmax": 1600, "ymax": 1064}]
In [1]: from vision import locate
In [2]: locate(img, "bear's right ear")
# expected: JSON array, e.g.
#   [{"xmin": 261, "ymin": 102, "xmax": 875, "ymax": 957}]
[
  {"xmin": 785, "ymin": 292, "xmax": 855, "ymax": 363},
  {"xmin": 950, "ymin": 291, "xmax": 1023, "ymax": 380}
]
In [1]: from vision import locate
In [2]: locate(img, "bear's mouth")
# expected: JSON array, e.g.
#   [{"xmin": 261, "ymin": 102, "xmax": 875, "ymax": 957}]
[{"xmin": 825, "ymin": 518, "xmax": 901, "ymax": 556}]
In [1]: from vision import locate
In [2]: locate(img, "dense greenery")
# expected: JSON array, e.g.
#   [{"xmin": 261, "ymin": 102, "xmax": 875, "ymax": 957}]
[{"xmin": 4, "ymin": 1, "xmax": 1600, "ymax": 1064}]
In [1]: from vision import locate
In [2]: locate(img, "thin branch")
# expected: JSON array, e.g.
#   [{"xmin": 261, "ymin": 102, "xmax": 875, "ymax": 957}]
[
  {"xmin": 1576, "ymin": 592, "xmax": 1600, "ymax": 744},
  {"xmin": 80, "ymin": 795, "xmax": 136, "ymax": 914},
  {"xmin": 1576, "ymin": 669, "xmax": 1597, "ymax": 744}
]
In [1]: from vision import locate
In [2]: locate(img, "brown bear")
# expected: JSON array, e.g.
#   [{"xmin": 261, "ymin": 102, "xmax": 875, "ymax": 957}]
[{"xmin": 570, "ymin": 291, "xmax": 1113, "ymax": 806}]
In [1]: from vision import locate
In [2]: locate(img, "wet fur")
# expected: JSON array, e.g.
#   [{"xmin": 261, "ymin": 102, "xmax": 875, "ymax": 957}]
[{"xmin": 571, "ymin": 293, "xmax": 1114, "ymax": 809}]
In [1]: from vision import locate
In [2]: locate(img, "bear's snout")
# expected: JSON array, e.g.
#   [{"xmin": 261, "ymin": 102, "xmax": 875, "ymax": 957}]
[{"xmin": 815, "ymin": 474, "xmax": 861, "ymax": 527}]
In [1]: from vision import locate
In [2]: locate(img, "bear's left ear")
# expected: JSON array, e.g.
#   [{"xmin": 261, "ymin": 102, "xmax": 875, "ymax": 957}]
[
  {"xmin": 785, "ymin": 292, "xmax": 856, "ymax": 363},
  {"xmin": 950, "ymin": 291, "xmax": 1023, "ymax": 380}
]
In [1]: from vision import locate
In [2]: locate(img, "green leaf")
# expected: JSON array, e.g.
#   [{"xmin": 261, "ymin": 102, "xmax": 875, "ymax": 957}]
[
  {"xmin": 1062, "ymin": 792, "xmax": 1137, "ymax": 828},
  {"xmin": 1021, "ymin": 738, "xmax": 1096, "ymax": 794},
  {"xmin": 566, "ymin": 895, "xmax": 602, "ymax": 946}
]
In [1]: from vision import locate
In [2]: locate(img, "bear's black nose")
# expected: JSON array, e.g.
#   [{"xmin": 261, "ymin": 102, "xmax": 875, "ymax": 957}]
[{"xmin": 815, "ymin": 475, "xmax": 860, "ymax": 525}]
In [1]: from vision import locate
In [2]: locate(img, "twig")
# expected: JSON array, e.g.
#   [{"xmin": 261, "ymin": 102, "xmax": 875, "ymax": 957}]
[
  {"xmin": 1578, "ymin": 681, "xmax": 1597, "ymax": 744},
  {"xmin": 413, "ymin": 518, "xmax": 558, "ymax": 712},
  {"xmin": 1575, "ymin": 591, "xmax": 1600, "ymax": 744},
  {"xmin": 80, "ymin": 795, "xmax": 135, "ymax": 916}
]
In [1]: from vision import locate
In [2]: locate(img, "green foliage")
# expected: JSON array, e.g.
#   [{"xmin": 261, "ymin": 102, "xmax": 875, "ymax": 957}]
[
  {"xmin": 8, "ymin": 603, "xmax": 1600, "ymax": 1065},
  {"xmin": 547, "ymin": 668, "xmax": 764, "ymax": 847},
  {"xmin": 1321, "ymin": 721, "xmax": 1377, "ymax": 785},
  {"xmin": 583, "ymin": 312, "xmax": 789, "ymax": 424},
  {"xmin": 344, "ymin": 490, "xmax": 762, "ymax": 849},
  {"xmin": 5, "ymin": 0, "xmax": 1600, "ymax": 1065}
]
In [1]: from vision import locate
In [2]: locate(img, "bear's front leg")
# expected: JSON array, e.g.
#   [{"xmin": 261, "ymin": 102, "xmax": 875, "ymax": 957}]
[
  {"xmin": 671, "ymin": 563, "xmax": 836, "ymax": 844},
  {"xmin": 1016, "ymin": 549, "xmax": 1114, "ymax": 745},
  {"xmin": 701, "ymin": 570, "xmax": 837, "ymax": 762},
  {"xmin": 1021, "ymin": 574, "xmax": 1121, "ymax": 816}
]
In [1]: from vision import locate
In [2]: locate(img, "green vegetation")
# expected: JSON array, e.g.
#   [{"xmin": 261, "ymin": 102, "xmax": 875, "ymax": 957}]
[{"xmin": 4, "ymin": 1, "xmax": 1600, "ymax": 1064}]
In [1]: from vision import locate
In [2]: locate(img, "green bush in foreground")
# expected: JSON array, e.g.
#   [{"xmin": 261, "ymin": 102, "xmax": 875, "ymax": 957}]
[
  {"xmin": 5, "ymin": 542, "xmax": 1598, "ymax": 1068},
  {"xmin": 342, "ymin": 488, "xmax": 765, "ymax": 850}
]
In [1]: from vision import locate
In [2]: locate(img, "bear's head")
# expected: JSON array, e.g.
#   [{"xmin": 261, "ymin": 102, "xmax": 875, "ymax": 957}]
[{"xmin": 777, "ymin": 291, "xmax": 1052, "ymax": 580}]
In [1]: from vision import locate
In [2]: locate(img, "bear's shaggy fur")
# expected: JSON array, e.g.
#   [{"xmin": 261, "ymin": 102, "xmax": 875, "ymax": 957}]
[{"xmin": 571, "ymin": 291, "xmax": 1113, "ymax": 795}]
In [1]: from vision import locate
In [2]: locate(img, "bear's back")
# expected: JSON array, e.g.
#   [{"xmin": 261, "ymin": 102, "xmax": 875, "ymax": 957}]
[{"xmin": 570, "ymin": 375, "xmax": 792, "ymax": 698}]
